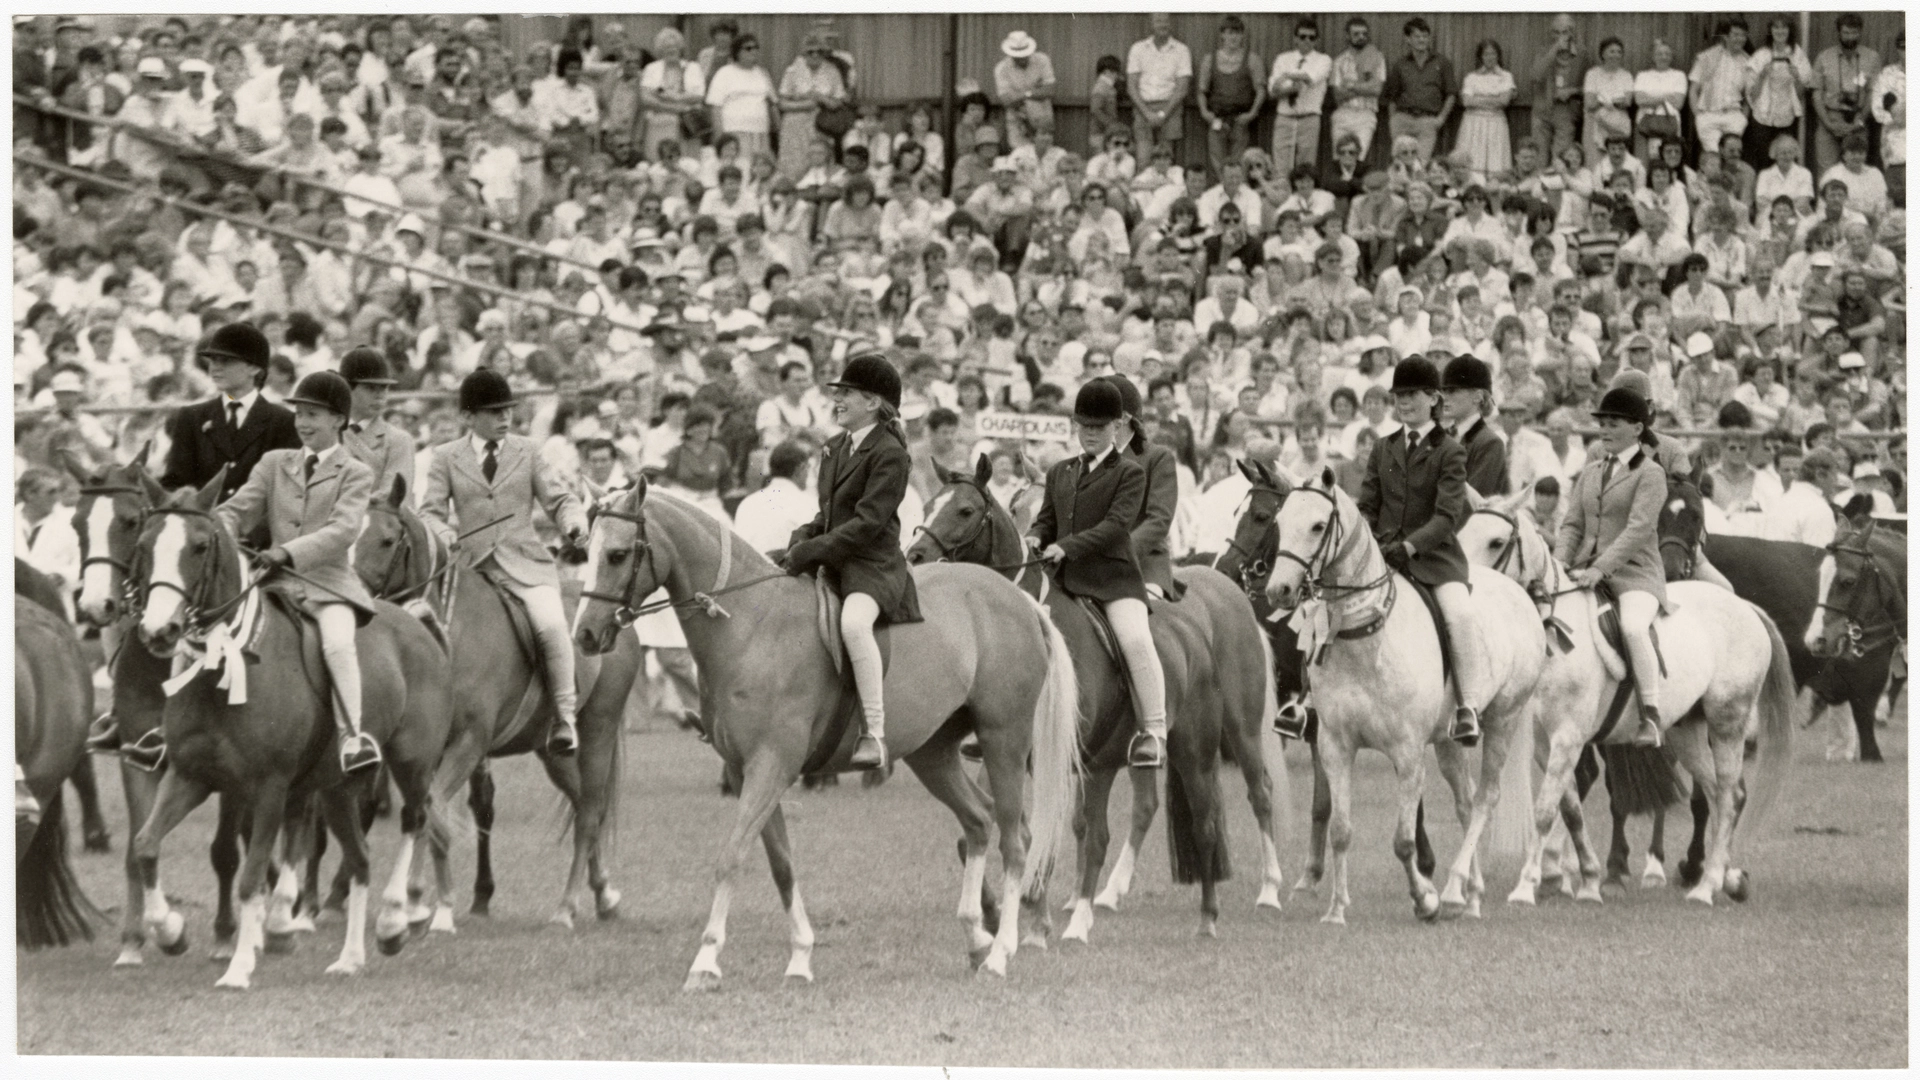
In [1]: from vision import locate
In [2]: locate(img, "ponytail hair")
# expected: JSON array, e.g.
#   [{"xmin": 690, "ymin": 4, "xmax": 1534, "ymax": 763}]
[
  {"xmin": 1124, "ymin": 414, "xmax": 1147, "ymax": 455},
  {"xmin": 877, "ymin": 398, "xmax": 908, "ymax": 442}
]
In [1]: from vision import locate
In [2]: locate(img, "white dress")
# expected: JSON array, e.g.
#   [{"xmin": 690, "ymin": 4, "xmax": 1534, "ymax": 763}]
[{"xmin": 1456, "ymin": 69, "xmax": 1515, "ymax": 177}]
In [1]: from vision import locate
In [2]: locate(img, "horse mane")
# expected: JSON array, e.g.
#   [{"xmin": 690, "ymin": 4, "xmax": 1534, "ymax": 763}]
[{"xmin": 645, "ymin": 486, "xmax": 778, "ymax": 576}]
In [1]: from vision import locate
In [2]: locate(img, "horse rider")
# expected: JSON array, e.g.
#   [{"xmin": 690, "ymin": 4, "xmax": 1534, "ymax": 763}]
[
  {"xmin": 193, "ymin": 372, "xmax": 385, "ymax": 774},
  {"xmin": 1103, "ymin": 374, "xmax": 1185, "ymax": 602},
  {"xmin": 1557, "ymin": 382, "xmax": 1668, "ymax": 749},
  {"xmin": 159, "ymin": 320, "xmax": 301, "ymax": 526},
  {"xmin": 420, "ymin": 369, "xmax": 589, "ymax": 757},
  {"xmin": 339, "ymin": 347, "xmax": 414, "ymax": 505},
  {"xmin": 1028, "ymin": 380, "xmax": 1169, "ymax": 769},
  {"xmin": 1608, "ymin": 368, "xmax": 1736, "ymax": 592},
  {"xmin": 90, "ymin": 320, "xmax": 300, "ymax": 756},
  {"xmin": 1360, "ymin": 356, "xmax": 1489, "ymax": 745},
  {"xmin": 1440, "ymin": 354, "xmax": 1508, "ymax": 498},
  {"xmin": 781, "ymin": 351, "xmax": 923, "ymax": 771}
]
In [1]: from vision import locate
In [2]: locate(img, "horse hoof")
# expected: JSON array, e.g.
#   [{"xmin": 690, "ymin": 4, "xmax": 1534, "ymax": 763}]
[
  {"xmin": 263, "ymin": 931, "xmax": 297, "ymax": 956},
  {"xmin": 1255, "ymin": 883, "xmax": 1283, "ymax": 911},
  {"xmin": 376, "ymin": 932, "xmax": 406, "ymax": 957},
  {"xmin": 1061, "ymin": 926, "xmax": 1089, "ymax": 946},
  {"xmin": 596, "ymin": 887, "xmax": 622, "ymax": 920},
  {"xmin": 286, "ymin": 914, "xmax": 316, "ymax": 934},
  {"xmin": 978, "ymin": 951, "xmax": 1008, "ymax": 978},
  {"xmin": 157, "ymin": 930, "xmax": 190, "ymax": 958},
  {"xmin": 1464, "ymin": 898, "xmax": 1483, "ymax": 920},
  {"xmin": 1414, "ymin": 894, "xmax": 1441, "ymax": 922},
  {"xmin": 1685, "ymin": 886, "xmax": 1715, "ymax": 907},
  {"xmin": 429, "ymin": 907, "xmax": 457, "ymax": 934},
  {"xmin": 1506, "ymin": 886, "xmax": 1537, "ymax": 907},
  {"xmin": 324, "ymin": 960, "xmax": 363, "ymax": 977},
  {"xmin": 1576, "ymin": 882, "xmax": 1605, "ymax": 904},
  {"xmin": 1092, "ymin": 894, "xmax": 1121, "ymax": 912},
  {"xmin": 1724, "ymin": 870, "xmax": 1750, "ymax": 903},
  {"xmin": 966, "ymin": 945, "xmax": 992, "ymax": 971},
  {"xmin": 683, "ymin": 969, "xmax": 723, "ymax": 993},
  {"xmin": 1641, "ymin": 863, "xmax": 1668, "ymax": 889},
  {"xmin": 1197, "ymin": 919, "xmax": 1218, "ymax": 939},
  {"xmin": 1021, "ymin": 931, "xmax": 1050, "ymax": 951},
  {"xmin": 208, "ymin": 941, "xmax": 232, "ymax": 962},
  {"xmin": 548, "ymin": 909, "xmax": 575, "ymax": 931},
  {"xmin": 469, "ymin": 900, "xmax": 491, "ymax": 918},
  {"xmin": 213, "ymin": 973, "xmax": 251, "ymax": 990},
  {"xmin": 1319, "ymin": 911, "xmax": 1346, "ymax": 926},
  {"xmin": 113, "ymin": 947, "xmax": 144, "ymax": 968},
  {"xmin": 84, "ymin": 832, "xmax": 112, "ymax": 854}
]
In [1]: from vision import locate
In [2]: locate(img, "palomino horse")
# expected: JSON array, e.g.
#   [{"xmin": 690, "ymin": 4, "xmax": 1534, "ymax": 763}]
[
  {"xmin": 1806, "ymin": 518, "xmax": 1907, "ymax": 749},
  {"xmin": 70, "ymin": 451, "xmax": 251, "ymax": 966},
  {"xmin": 1261, "ymin": 468, "xmax": 1544, "ymax": 922},
  {"xmin": 351, "ymin": 475, "xmax": 644, "ymax": 931},
  {"xmin": 15, "ymin": 557, "xmax": 111, "ymax": 853},
  {"xmin": 906, "ymin": 456, "xmax": 1289, "ymax": 942},
  {"xmin": 17, "ymin": 589, "xmax": 104, "ymax": 948},
  {"xmin": 572, "ymin": 479, "xmax": 1080, "ymax": 986},
  {"xmin": 130, "ymin": 472, "xmax": 455, "ymax": 988},
  {"xmin": 1452, "ymin": 500, "xmax": 1798, "ymax": 905}
]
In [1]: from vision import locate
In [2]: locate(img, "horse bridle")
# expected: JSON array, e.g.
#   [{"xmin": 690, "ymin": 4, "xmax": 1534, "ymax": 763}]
[
  {"xmin": 139, "ymin": 505, "xmax": 247, "ymax": 629},
  {"xmin": 914, "ymin": 478, "xmax": 1003, "ymax": 564},
  {"xmin": 363, "ymin": 502, "xmax": 427, "ymax": 601},
  {"xmin": 1468, "ymin": 507, "xmax": 1527, "ymax": 579},
  {"xmin": 1220, "ymin": 486, "xmax": 1285, "ymax": 598},
  {"xmin": 76, "ymin": 482, "xmax": 148, "ymax": 612},
  {"xmin": 578, "ymin": 493, "xmax": 657, "ymax": 627},
  {"xmin": 1819, "ymin": 531, "xmax": 1905, "ymax": 658},
  {"xmin": 1271, "ymin": 486, "xmax": 1384, "ymax": 604}
]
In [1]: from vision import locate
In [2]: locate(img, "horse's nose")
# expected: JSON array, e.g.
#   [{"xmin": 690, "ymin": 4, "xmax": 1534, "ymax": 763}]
[
  {"xmin": 906, "ymin": 547, "xmax": 925, "ymax": 565},
  {"xmin": 575, "ymin": 625, "xmax": 598, "ymax": 653},
  {"xmin": 1269, "ymin": 582, "xmax": 1295, "ymax": 608},
  {"xmin": 140, "ymin": 622, "xmax": 179, "ymax": 653}
]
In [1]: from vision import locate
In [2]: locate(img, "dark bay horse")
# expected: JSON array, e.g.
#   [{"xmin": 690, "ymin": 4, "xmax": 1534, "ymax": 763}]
[
  {"xmin": 69, "ymin": 452, "xmax": 247, "ymax": 966},
  {"xmin": 15, "ymin": 556, "xmax": 111, "ymax": 852},
  {"xmin": 17, "ymin": 589, "xmax": 103, "ymax": 948},
  {"xmin": 572, "ymin": 480, "xmax": 1080, "ymax": 986},
  {"xmin": 906, "ymin": 456, "xmax": 1290, "ymax": 942},
  {"xmin": 1806, "ymin": 518, "xmax": 1906, "ymax": 760},
  {"xmin": 131, "ymin": 471, "xmax": 455, "ymax": 988},
  {"xmin": 352, "ymin": 475, "xmax": 643, "ymax": 930}
]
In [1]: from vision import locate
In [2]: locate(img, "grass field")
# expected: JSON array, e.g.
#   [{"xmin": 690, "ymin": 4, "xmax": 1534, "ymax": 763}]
[{"xmin": 17, "ymin": 703, "xmax": 1907, "ymax": 1068}]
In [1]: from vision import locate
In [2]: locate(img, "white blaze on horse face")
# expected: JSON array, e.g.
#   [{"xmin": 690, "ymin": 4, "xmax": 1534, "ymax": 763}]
[
  {"xmin": 347, "ymin": 512, "xmax": 370, "ymax": 571},
  {"xmin": 78, "ymin": 497, "xmax": 118, "ymax": 616},
  {"xmin": 1805, "ymin": 553, "xmax": 1836, "ymax": 650},
  {"xmin": 570, "ymin": 518, "xmax": 608, "ymax": 638},
  {"xmin": 140, "ymin": 516, "xmax": 189, "ymax": 638},
  {"xmin": 923, "ymin": 489, "xmax": 954, "ymax": 534}
]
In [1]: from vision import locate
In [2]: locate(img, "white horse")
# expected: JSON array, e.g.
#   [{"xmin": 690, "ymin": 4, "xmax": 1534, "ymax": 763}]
[
  {"xmin": 1454, "ymin": 503, "xmax": 1798, "ymax": 906},
  {"xmin": 1262, "ymin": 468, "xmax": 1543, "ymax": 923}
]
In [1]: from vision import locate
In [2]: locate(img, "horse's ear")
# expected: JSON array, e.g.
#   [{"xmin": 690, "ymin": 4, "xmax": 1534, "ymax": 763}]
[
  {"xmin": 631, "ymin": 473, "xmax": 649, "ymax": 503},
  {"xmin": 934, "ymin": 462, "xmax": 960, "ymax": 487},
  {"xmin": 1236, "ymin": 458, "xmax": 1263, "ymax": 486},
  {"xmin": 140, "ymin": 470, "xmax": 169, "ymax": 507},
  {"xmin": 973, "ymin": 453, "xmax": 993, "ymax": 487},
  {"xmin": 388, "ymin": 472, "xmax": 407, "ymax": 508},
  {"xmin": 1320, "ymin": 465, "xmax": 1336, "ymax": 491},
  {"xmin": 132, "ymin": 440, "xmax": 152, "ymax": 469},
  {"xmin": 193, "ymin": 466, "xmax": 227, "ymax": 510},
  {"xmin": 1464, "ymin": 485, "xmax": 1488, "ymax": 512},
  {"xmin": 56, "ymin": 448, "xmax": 91, "ymax": 486}
]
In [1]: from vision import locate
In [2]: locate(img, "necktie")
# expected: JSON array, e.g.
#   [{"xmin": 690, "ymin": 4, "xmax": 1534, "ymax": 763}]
[
  {"xmin": 483, "ymin": 440, "xmax": 499, "ymax": 483},
  {"xmin": 304, "ymin": 454, "xmax": 318, "ymax": 483},
  {"xmin": 1601, "ymin": 455, "xmax": 1617, "ymax": 489},
  {"xmin": 27, "ymin": 523, "xmax": 41, "ymax": 548},
  {"xmin": 228, "ymin": 399, "xmax": 243, "ymax": 430},
  {"xmin": 1084, "ymin": 453, "xmax": 1101, "ymax": 469}
]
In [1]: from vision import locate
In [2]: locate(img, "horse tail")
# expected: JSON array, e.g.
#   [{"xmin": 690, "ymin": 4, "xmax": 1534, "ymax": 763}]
[
  {"xmin": 1255, "ymin": 624, "xmax": 1295, "ymax": 855},
  {"xmin": 1486, "ymin": 703, "xmax": 1537, "ymax": 870},
  {"xmin": 1019, "ymin": 601, "xmax": 1081, "ymax": 898},
  {"xmin": 1600, "ymin": 744, "xmax": 1686, "ymax": 816},
  {"xmin": 1164, "ymin": 736, "xmax": 1232, "ymax": 885},
  {"xmin": 16, "ymin": 788, "xmax": 102, "ymax": 949},
  {"xmin": 1738, "ymin": 604, "xmax": 1797, "ymax": 840}
]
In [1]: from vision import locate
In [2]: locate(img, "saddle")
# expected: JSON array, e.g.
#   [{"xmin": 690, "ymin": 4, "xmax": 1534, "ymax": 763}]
[
  {"xmin": 477, "ymin": 568, "xmax": 542, "ymax": 671},
  {"xmin": 258, "ymin": 587, "xmax": 341, "ymax": 717},
  {"xmin": 1404, "ymin": 578, "xmax": 1454, "ymax": 685},
  {"xmin": 1591, "ymin": 582, "xmax": 1670, "ymax": 743},
  {"xmin": 805, "ymin": 572, "xmax": 895, "ymax": 777}
]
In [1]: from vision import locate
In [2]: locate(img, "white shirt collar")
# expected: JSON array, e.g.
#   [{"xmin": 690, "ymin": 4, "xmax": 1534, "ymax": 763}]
[
  {"xmin": 1085, "ymin": 445, "xmax": 1114, "ymax": 468},
  {"xmin": 1408, "ymin": 421, "xmax": 1434, "ymax": 443},
  {"xmin": 846, "ymin": 422, "xmax": 877, "ymax": 448},
  {"xmin": 471, "ymin": 433, "xmax": 505, "ymax": 458},
  {"xmin": 304, "ymin": 442, "xmax": 342, "ymax": 466},
  {"xmin": 224, "ymin": 388, "xmax": 260, "ymax": 415},
  {"xmin": 1612, "ymin": 444, "xmax": 1642, "ymax": 465}
]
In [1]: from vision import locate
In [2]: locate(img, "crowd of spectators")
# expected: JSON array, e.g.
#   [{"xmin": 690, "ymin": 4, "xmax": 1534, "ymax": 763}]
[{"xmin": 11, "ymin": 13, "xmax": 1907, "ymax": 571}]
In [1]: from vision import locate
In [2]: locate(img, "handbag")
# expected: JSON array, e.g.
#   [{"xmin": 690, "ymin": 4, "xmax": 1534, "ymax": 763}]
[
  {"xmin": 1635, "ymin": 110, "xmax": 1679, "ymax": 139},
  {"xmin": 674, "ymin": 62, "xmax": 713, "ymax": 144},
  {"xmin": 814, "ymin": 101, "xmax": 856, "ymax": 140}
]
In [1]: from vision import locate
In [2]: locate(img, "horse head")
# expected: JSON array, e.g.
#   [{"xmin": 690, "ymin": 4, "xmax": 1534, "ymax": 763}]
[
  {"xmin": 905, "ymin": 455, "xmax": 1010, "ymax": 568},
  {"xmin": 354, "ymin": 474, "xmax": 430, "ymax": 599},
  {"xmin": 135, "ymin": 467, "xmax": 242, "ymax": 658},
  {"xmin": 68, "ymin": 443, "xmax": 168, "ymax": 627},
  {"xmin": 1808, "ymin": 520, "xmax": 1907, "ymax": 659},
  {"xmin": 1458, "ymin": 488, "xmax": 1539, "ymax": 586},
  {"xmin": 574, "ymin": 475, "xmax": 657, "ymax": 657},
  {"xmin": 1265, "ymin": 464, "xmax": 1358, "ymax": 612},
  {"xmin": 1658, "ymin": 476, "xmax": 1705, "ymax": 582},
  {"xmin": 1218, "ymin": 457, "xmax": 1291, "ymax": 598}
]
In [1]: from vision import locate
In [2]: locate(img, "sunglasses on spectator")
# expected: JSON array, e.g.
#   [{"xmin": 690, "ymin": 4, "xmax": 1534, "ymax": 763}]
[{"xmin": 1297, "ymin": 31, "xmax": 1318, "ymax": 41}]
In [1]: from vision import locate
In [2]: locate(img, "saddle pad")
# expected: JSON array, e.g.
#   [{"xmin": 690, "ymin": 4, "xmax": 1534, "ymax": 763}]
[
  {"xmin": 1595, "ymin": 603, "xmax": 1669, "ymax": 680},
  {"xmin": 1407, "ymin": 579, "xmax": 1454, "ymax": 685},
  {"xmin": 477, "ymin": 568, "xmax": 542, "ymax": 671}
]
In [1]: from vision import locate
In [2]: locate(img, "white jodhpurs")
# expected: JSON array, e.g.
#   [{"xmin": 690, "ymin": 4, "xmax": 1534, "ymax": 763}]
[
  {"xmin": 1616, "ymin": 588, "xmax": 1661, "ymax": 713},
  {"xmin": 1104, "ymin": 597, "xmax": 1167, "ymax": 738},
  {"xmin": 1431, "ymin": 580, "xmax": 1492, "ymax": 713},
  {"xmin": 841, "ymin": 592, "xmax": 886, "ymax": 738},
  {"xmin": 314, "ymin": 603, "xmax": 364, "ymax": 736},
  {"xmin": 502, "ymin": 579, "xmax": 579, "ymax": 722}
]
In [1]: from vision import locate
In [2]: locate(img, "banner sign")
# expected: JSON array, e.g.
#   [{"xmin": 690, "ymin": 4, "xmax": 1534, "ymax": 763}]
[{"xmin": 976, "ymin": 411, "xmax": 1073, "ymax": 442}]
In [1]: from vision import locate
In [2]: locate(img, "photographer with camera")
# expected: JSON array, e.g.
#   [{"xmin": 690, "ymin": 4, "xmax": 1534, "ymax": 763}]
[{"xmin": 1815, "ymin": 14, "xmax": 1884, "ymax": 174}]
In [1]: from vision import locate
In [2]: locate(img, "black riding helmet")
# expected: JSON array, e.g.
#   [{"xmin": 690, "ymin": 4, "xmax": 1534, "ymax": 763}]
[
  {"xmin": 459, "ymin": 368, "xmax": 517, "ymax": 413},
  {"xmin": 339, "ymin": 346, "xmax": 397, "ymax": 386},
  {"xmin": 1073, "ymin": 379, "xmax": 1125, "ymax": 424},
  {"xmin": 1390, "ymin": 356, "xmax": 1442, "ymax": 393},
  {"xmin": 1440, "ymin": 354, "xmax": 1493, "ymax": 392},
  {"xmin": 196, "ymin": 321, "xmax": 272, "ymax": 369},
  {"xmin": 827, "ymin": 351, "xmax": 902, "ymax": 409},
  {"xmin": 285, "ymin": 371, "xmax": 353, "ymax": 419}
]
